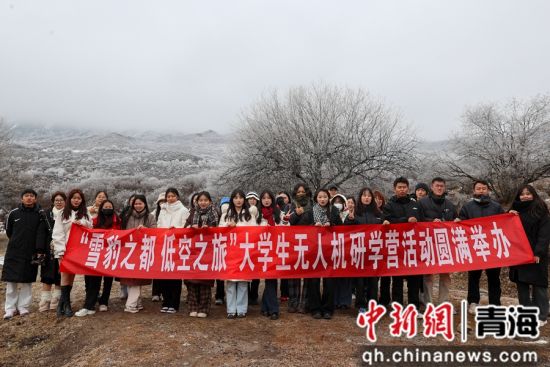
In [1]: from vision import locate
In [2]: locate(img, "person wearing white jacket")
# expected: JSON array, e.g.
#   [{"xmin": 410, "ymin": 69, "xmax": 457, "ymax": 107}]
[
  {"xmin": 51, "ymin": 189, "xmax": 92, "ymax": 317},
  {"xmin": 155, "ymin": 188, "xmax": 190, "ymax": 314},
  {"xmin": 219, "ymin": 189, "xmax": 258, "ymax": 319}
]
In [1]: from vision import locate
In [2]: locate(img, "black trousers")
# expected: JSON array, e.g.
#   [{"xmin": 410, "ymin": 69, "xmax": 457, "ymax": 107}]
[
  {"xmin": 215, "ymin": 279, "xmax": 225, "ymax": 300},
  {"xmin": 261, "ymin": 279, "xmax": 279, "ymax": 314},
  {"xmin": 307, "ymin": 278, "xmax": 334, "ymax": 315},
  {"xmin": 152, "ymin": 279, "xmax": 161, "ymax": 297},
  {"xmin": 467, "ymin": 268, "xmax": 501, "ymax": 305},
  {"xmin": 84, "ymin": 275, "xmax": 113, "ymax": 309},
  {"xmin": 158, "ymin": 279, "xmax": 182, "ymax": 310},
  {"xmin": 390, "ymin": 275, "xmax": 421, "ymax": 307},
  {"xmin": 249, "ymin": 279, "xmax": 260, "ymax": 301},
  {"xmin": 517, "ymin": 281, "xmax": 548, "ymax": 321},
  {"xmin": 354, "ymin": 277, "xmax": 379, "ymax": 309},
  {"xmin": 379, "ymin": 276, "xmax": 391, "ymax": 305},
  {"xmin": 280, "ymin": 279, "xmax": 289, "ymax": 298}
]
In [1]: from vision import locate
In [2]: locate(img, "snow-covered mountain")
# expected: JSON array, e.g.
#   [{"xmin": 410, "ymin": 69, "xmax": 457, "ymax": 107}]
[
  {"xmin": 6, "ymin": 123, "xmax": 450, "ymax": 208},
  {"xmin": 7, "ymin": 124, "xmax": 232, "ymax": 206}
]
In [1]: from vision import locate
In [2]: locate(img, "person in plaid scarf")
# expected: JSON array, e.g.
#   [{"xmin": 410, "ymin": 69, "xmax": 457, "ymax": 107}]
[{"xmin": 185, "ymin": 191, "xmax": 219, "ymax": 318}]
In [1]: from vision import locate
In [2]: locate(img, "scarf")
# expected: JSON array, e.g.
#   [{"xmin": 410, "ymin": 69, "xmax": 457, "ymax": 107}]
[
  {"xmin": 430, "ymin": 193, "xmax": 446, "ymax": 205},
  {"xmin": 313, "ymin": 203, "xmax": 329, "ymax": 225},
  {"xmin": 261, "ymin": 206, "xmax": 275, "ymax": 226},
  {"xmin": 512, "ymin": 200, "xmax": 532, "ymax": 212},
  {"xmin": 473, "ymin": 195, "xmax": 491, "ymax": 205},
  {"xmin": 51, "ymin": 207, "xmax": 63, "ymax": 220},
  {"xmin": 162, "ymin": 201, "xmax": 184, "ymax": 213},
  {"xmin": 192, "ymin": 204, "xmax": 219, "ymax": 227},
  {"xmin": 293, "ymin": 195, "xmax": 312, "ymax": 214}
]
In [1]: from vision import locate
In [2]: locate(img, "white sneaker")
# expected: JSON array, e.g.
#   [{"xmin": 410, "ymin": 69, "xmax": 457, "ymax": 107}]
[
  {"xmin": 189, "ymin": 312, "xmax": 198, "ymax": 317},
  {"xmin": 539, "ymin": 320, "xmax": 547, "ymax": 327},
  {"xmin": 197, "ymin": 312, "xmax": 207, "ymax": 318},
  {"xmin": 124, "ymin": 307, "xmax": 139, "ymax": 314},
  {"xmin": 75, "ymin": 308, "xmax": 95, "ymax": 317},
  {"xmin": 468, "ymin": 303, "xmax": 478, "ymax": 315},
  {"xmin": 152, "ymin": 295, "xmax": 160, "ymax": 302},
  {"xmin": 3, "ymin": 310, "xmax": 16, "ymax": 320},
  {"xmin": 166, "ymin": 308, "xmax": 177, "ymax": 314},
  {"xmin": 99, "ymin": 305, "xmax": 108, "ymax": 312}
]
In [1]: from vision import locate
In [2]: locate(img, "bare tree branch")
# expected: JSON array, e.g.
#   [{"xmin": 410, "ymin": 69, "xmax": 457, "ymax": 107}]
[{"xmin": 218, "ymin": 84, "xmax": 418, "ymax": 192}]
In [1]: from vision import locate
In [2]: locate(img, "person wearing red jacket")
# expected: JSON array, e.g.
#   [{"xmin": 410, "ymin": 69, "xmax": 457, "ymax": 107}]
[{"xmin": 75, "ymin": 200, "xmax": 120, "ymax": 316}]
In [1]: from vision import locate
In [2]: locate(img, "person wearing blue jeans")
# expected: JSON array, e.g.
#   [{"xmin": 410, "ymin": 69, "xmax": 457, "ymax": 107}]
[{"xmin": 226, "ymin": 280, "xmax": 248, "ymax": 318}]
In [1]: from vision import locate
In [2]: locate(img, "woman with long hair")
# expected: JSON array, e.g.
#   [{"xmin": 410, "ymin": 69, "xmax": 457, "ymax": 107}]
[
  {"xmin": 345, "ymin": 187, "xmax": 383, "ymax": 313},
  {"xmin": 75, "ymin": 200, "xmax": 120, "ymax": 316},
  {"xmin": 52, "ymin": 189, "xmax": 92, "ymax": 317},
  {"xmin": 509, "ymin": 185, "xmax": 550, "ymax": 326},
  {"xmin": 307, "ymin": 188, "xmax": 342, "ymax": 319},
  {"xmin": 258, "ymin": 190, "xmax": 282, "ymax": 320},
  {"xmin": 287, "ymin": 183, "xmax": 313, "ymax": 314},
  {"xmin": 156, "ymin": 188, "xmax": 189, "ymax": 314},
  {"xmin": 36, "ymin": 191, "xmax": 66, "ymax": 312},
  {"xmin": 185, "ymin": 191, "xmax": 219, "ymax": 318},
  {"xmin": 219, "ymin": 189, "xmax": 258, "ymax": 318},
  {"xmin": 120, "ymin": 195, "xmax": 157, "ymax": 313}
]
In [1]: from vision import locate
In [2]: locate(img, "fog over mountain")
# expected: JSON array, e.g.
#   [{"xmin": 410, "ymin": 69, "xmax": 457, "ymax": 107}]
[{"xmin": 9, "ymin": 124, "xmax": 449, "ymax": 196}]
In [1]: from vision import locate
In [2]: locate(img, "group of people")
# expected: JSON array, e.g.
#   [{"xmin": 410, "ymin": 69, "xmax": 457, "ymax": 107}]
[{"xmin": 2, "ymin": 177, "xmax": 549, "ymax": 326}]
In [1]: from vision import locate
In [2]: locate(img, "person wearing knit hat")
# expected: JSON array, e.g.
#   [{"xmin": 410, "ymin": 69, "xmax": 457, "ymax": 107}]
[
  {"xmin": 414, "ymin": 183, "xmax": 430, "ymax": 201},
  {"xmin": 246, "ymin": 191, "xmax": 260, "ymax": 203},
  {"xmin": 20, "ymin": 188, "xmax": 38, "ymax": 198},
  {"xmin": 156, "ymin": 193, "xmax": 166, "ymax": 204},
  {"xmin": 245, "ymin": 191, "xmax": 261, "ymax": 305}
]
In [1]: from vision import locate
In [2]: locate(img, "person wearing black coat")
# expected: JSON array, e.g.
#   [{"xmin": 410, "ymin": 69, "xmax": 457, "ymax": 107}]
[
  {"xmin": 35, "ymin": 191, "xmax": 66, "ymax": 312},
  {"xmin": 2, "ymin": 189, "xmax": 42, "ymax": 320},
  {"xmin": 509, "ymin": 185, "xmax": 550, "ymax": 323},
  {"xmin": 286, "ymin": 183, "xmax": 314, "ymax": 314},
  {"xmin": 418, "ymin": 177, "xmax": 459, "ymax": 306},
  {"xmin": 344, "ymin": 187, "xmax": 383, "ymax": 313},
  {"xmin": 459, "ymin": 180, "xmax": 505, "ymax": 313},
  {"xmin": 307, "ymin": 189, "xmax": 343, "ymax": 319},
  {"xmin": 381, "ymin": 177, "xmax": 421, "ymax": 309}
]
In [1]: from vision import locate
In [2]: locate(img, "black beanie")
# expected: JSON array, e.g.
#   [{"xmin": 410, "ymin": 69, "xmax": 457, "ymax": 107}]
[
  {"xmin": 21, "ymin": 188, "xmax": 38, "ymax": 198},
  {"xmin": 415, "ymin": 183, "xmax": 430, "ymax": 193}
]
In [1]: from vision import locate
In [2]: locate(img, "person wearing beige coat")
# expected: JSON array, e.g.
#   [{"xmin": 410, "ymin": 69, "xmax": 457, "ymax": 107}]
[{"xmin": 120, "ymin": 194, "xmax": 157, "ymax": 313}]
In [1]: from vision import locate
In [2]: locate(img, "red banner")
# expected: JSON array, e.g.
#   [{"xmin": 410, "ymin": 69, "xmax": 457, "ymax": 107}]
[{"xmin": 60, "ymin": 214, "xmax": 533, "ymax": 279}]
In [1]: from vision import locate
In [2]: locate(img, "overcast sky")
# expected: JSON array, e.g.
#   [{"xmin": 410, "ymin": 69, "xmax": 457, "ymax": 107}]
[{"xmin": 1, "ymin": 0, "xmax": 549, "ymax": 141}]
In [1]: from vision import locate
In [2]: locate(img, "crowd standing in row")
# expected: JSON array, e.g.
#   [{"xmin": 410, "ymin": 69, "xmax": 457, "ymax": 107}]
[{"xmin": 2, "ymin": 177, "xmax": 549, "ymax": 326}]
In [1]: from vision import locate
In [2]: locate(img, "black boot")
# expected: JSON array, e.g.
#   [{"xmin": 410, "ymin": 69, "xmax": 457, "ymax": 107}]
[
  {"xmin": 57, "ymin": 286, "xmax": 67, "ymax": 318},
  {"xmin": 58, "ymin": 285, "xmax": 74, "ymax": 317}
]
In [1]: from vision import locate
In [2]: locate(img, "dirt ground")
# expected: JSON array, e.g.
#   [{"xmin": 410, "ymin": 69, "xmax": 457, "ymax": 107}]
[{"xmin": 1, "ymin": 235, "xmax": 550, "ymax": 367}]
